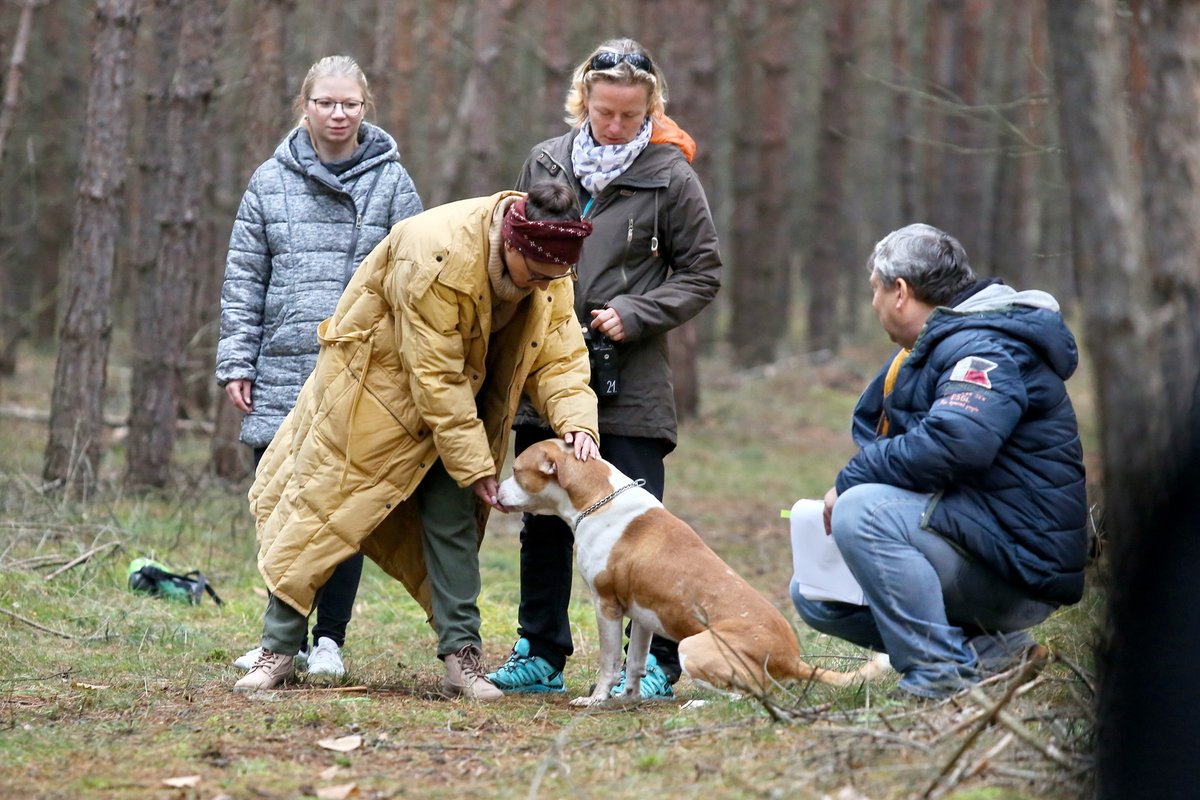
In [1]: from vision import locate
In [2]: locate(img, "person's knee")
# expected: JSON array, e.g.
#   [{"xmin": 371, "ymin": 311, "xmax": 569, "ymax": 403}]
[
  {"xmin": 830, "ymin": 483, "xmax": 917, "ymax": 554},
  {"xmin": 829, "ymin": 484, "xmax": 880, "ymax": 551}
]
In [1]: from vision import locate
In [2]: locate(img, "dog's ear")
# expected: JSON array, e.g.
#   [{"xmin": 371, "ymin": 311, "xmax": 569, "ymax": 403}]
[{"xmin": 538, "ymin": 453, "xmax": 558, "ymax": 477}]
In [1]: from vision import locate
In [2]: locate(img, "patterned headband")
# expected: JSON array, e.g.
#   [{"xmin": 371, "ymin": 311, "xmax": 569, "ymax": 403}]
[{"xmin": 502, "ymin": 199, "xmax": 594, "ymax": 266}]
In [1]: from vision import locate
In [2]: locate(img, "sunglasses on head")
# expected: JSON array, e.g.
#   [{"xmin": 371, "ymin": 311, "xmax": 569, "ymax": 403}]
[{"xmin": 588, "ymin": 51, "xmax": 653, "ymax": 73}]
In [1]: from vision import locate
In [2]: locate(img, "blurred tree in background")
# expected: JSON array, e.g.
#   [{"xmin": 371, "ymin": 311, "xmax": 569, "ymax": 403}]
[{"xmin": 0, "ymin": 0, "xmax": 1188, "ymax": 522}]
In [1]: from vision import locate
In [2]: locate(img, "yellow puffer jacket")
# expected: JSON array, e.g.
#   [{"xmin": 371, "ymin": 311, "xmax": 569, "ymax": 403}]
[{"xmin": 249, "ymin": 192, "xmax": 598, "ymax": 617}]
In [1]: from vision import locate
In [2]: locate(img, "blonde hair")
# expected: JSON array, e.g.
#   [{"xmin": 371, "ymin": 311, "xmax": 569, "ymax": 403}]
[
  {"xmin": 292, "ymin": 55, "xmax": 375, "ymax": 124},
  {"xmin": 564, "ymin": 38, "xmax": 668, "ymax": 128}
]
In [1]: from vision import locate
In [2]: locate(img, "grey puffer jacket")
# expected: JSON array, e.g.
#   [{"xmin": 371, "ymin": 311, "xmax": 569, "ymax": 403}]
[
  {"xmin": 216, "ymin": 122, "xmax": 422, "ymax": 447},
  {"xmin": 512, "ymin": 128, "xmax": 722, "ymax": 445}
]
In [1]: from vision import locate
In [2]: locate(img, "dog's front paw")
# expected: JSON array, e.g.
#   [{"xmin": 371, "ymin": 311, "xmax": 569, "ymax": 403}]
[{"xmin": 569, "ymin": 692, "xmax": 609, "ymax": 707}]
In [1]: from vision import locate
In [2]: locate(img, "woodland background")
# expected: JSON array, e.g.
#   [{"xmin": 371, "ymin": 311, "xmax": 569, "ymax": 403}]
[{"xmin": 0, "ymin": 1, "xmax": 1198, "ymax": 794}]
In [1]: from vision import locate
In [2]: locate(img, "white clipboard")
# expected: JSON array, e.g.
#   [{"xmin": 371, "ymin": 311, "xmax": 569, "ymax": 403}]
[{"xmin": 788, "ymin": 498, "xmax": 866, "ymax": 606}]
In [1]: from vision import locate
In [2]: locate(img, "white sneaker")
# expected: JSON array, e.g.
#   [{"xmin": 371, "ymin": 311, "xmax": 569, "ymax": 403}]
[
  {"xmin": 306, "ymin": 636, "xmax": 346, "ymax": 678},
  {"xmin": 234, "ymin": 644, "xmax": 308, "ymax": 671}
]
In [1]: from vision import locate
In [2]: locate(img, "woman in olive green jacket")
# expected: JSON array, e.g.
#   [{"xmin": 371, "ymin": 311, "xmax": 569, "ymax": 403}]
[{"xmin": 236, "ymin": 184, "xmax": 598, "ymax": 699}]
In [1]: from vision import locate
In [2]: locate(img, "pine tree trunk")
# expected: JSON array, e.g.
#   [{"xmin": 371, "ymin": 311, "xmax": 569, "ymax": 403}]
[
  {"xmin": 43, "ymin": 0, "xmax": 140, "ymax": 492},
  {"xmin": 211, "ymin": 0, "xmax": 288, "ymax": 481},
  {"xmin": 663, "ymin": 0, "xmax": 718, "ymax": 417},
  {"xmin": 805, "ymin": 0, "xmax": 859, "ymax": 355},
  {"xmin": 728, "ymin": 2, "xmax": 766, "ymax": 365},
  {"xmin": 1137, "ymin": 0, "xmax": 1200, "ymax": 409},
  {"xmin": 889, "ymin": 0, "xmax": 918, "ymax": 224},
  {"xmin": 124, "ymin": 0, "xmax": 217, "ymax": 489}
]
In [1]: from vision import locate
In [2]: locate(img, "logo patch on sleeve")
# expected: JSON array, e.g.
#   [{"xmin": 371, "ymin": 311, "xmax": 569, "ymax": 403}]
[{"xmin": 949, "ymin": 356, "xmax": 998, "ymax": 389}]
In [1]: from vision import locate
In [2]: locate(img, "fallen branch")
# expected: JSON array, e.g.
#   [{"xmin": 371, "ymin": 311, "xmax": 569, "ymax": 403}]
[
  {"xmin": 43, "ymin": 541, "xmax": 121, "ymax": 581},
  {"xmin": 0, "ymin": 606, "xmax": 81, "ymax": 640},
  {"xmin": 932, "ymin": 731, "xmax": 1015, "ymax": 798},
  {"xmin": 989, "ymin": 704, "xmax": 1076, "ymax": 769},
  {"xmin": 921, "ymin": 657, "xmax": 1042, "ymax": 798}
]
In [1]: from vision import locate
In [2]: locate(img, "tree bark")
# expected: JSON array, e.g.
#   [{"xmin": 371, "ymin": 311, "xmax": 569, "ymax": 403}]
[
  {"xmin": 987, "ymin": 0, "xmax": 1036, "ymax": 281},
  {"xmin": 211, "ymin": 0, "xmax": 288, "ymax": 481},
  {"xmin": 0, "ymin": 0, "xmax": 43, "ymax": 168},
  {"xmin": 246, "ymin": 0, "xmax": 290, "ymax": 155},
  {"xmin": 805, "ymin": 0, "xmax": 859, "ymax": 355},
  {"xmin": 0, "ymin": 0, "xmax": 47, "ymax": 371},
  {"xmin": 889, "ymin": 0, "xmax": 918, "ymax": 224},
  {"xmin": 1136, "ymin": 0, "xmax": 1200, "ymax": 409},
  {"xmin": 124, "ymin": 0, "xmax": 218, "ymax": 489},
  {"xmin": 43, "ymin": 0, "xmax": 140, "ymax": 492},
  {"xmin": 1047, "ymin": 0, "xmax": 1163, "ymax": 540},
  {"xmin": 663, "ymin": 0, "xmax": 719, "ymax": 417},
  {"xmin": 728, "ymin": 2, "xmax": 766, "ymax": 365}
]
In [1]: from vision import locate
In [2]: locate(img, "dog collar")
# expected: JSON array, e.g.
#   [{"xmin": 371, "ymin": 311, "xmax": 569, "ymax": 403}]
[{"xmin": 573, "ymin": 479, "xmax": 645, "ymax": 527}]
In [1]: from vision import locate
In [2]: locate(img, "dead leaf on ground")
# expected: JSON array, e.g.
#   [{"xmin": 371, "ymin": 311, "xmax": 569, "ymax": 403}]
[
  {"xmin": 319, "ymin": 765, "xmax": 341, "ymax": 780},
  {"xmin": 72, "ymin": 682, "xmax": 110, "ymax": 690},
  {"xmin": 317, "ymin": 734, "xmax": 363, "ymax": 752},
  {"xmin": 316, "ymin": 783, "xmax": 359, "ymax": 799},
  {"xmin": 162, "ymin": 774, "xmax": 201, "ymax": 788}
]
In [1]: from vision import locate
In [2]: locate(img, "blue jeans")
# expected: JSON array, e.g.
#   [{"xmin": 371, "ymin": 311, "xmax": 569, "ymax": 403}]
[{"xmin": 791, "ymin": 483, "xmax": 1057, "ymax": 698}]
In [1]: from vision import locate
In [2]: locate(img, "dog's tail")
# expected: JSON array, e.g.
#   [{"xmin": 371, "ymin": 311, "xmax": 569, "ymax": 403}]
[{"xmin": 785, "ymin": 652, "xmax": 891, "ymax": 687}]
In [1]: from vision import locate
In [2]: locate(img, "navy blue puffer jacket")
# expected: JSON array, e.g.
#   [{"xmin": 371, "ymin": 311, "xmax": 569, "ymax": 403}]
[{"xmin": 836, "ymin": 283, "xmax": 1088, "ymax": 604}]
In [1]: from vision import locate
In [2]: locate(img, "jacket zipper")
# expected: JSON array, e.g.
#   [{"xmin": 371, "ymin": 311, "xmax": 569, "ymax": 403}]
[
  {"xmin": 343, "ymin": 170, "xmax": 384, "ymax": 283},
  {"xmin": 620, "ymin": 217, "xmax": 634, "ymax": 290}
]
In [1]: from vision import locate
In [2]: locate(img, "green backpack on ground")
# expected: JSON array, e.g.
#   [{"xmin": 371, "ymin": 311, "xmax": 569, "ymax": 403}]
[{"xmin": 126, "ymin": 557, "xmax": 224, "ymax": 606}]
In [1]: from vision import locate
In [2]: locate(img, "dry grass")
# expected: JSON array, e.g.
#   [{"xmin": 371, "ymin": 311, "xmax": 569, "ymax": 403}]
[{"xmin": 0, "ymin": 339, "xmax": 1100, "ymax": 799}]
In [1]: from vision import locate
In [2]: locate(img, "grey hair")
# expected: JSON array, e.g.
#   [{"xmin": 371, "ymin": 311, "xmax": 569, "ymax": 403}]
[{"xmin": 868, "ymin": 223, "xmax": 976, "ymax": 305}]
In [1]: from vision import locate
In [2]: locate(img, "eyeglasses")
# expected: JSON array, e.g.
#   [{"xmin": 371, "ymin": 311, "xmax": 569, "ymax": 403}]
[
  {"xmin": 308, "ymin": 97, "xmax": 365, "ymax": 116},
  {"xmin": 588, "ymin": 51, "xmax": 653, "ymax": 73},
  {"xmin": 527, "ymin": 262, "xmax": 578, "ymax": 283}
]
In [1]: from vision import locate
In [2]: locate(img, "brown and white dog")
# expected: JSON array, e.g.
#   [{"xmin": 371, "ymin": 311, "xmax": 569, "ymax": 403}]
[{"xmin": 496, "ymin": 439, "xmax": 889, "ymax": 706}]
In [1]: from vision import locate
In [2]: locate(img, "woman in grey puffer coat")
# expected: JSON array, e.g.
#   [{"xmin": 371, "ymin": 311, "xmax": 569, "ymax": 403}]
[{"xmin": 216, "ymin": 55, "xmax": 422, "ymax": 678}]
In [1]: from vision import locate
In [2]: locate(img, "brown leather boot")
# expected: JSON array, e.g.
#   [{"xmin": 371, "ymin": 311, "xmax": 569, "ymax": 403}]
[{"xmin": 442, "ymin": 645, "xmax": 503, "ymax": 700}]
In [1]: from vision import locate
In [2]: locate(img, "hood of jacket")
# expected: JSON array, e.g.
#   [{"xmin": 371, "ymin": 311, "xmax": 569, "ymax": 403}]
[
  {"xmin": 274, "ymin": 121, "xmax": 399, "ymax": 194},
  {"xmin": 909, "ymin": 283, "xmax": 1079, "ymax": 383}
]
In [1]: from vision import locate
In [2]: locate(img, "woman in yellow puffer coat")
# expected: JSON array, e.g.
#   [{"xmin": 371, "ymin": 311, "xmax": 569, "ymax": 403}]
[{"xmin": 234, "ymin": 182, "xmax": 599, "ymax": 699}]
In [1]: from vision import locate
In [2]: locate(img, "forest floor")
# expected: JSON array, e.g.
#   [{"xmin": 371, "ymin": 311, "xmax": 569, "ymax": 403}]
[{"xmin": 0, "ymin": 338, "xmax": 1101, "ymax": 799}]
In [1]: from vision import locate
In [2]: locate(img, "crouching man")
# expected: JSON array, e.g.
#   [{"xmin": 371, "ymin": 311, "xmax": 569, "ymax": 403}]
[{"xmin": 792, "ymin": 223, "xmax": 1087, "ymax": 700}]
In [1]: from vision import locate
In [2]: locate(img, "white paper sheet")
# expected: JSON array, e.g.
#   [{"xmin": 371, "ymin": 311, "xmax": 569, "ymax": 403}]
[{"xmin": 789, "ymin": 498, "xmax": 866, "ymax": 606}]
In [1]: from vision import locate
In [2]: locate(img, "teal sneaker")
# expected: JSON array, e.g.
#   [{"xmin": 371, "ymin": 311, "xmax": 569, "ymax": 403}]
[
  {"xmin": 610, "ymin": 653, "xmax": 675, "ymax": 700},
  {"xmin": 487, "ymin": 638, "xmax": 565, "ymax": 693}
]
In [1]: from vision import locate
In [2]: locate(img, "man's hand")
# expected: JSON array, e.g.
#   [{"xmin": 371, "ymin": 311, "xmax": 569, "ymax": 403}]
[
  {"xmin": 563, "ymin": 431, "xmax": 599, "ymax": 461},
  {"xmin": 224, "ymin": 379, "xmax": 253, "ymax": 413},
  {"xmin": 822, "ymin": 486, "xmax": 839, "ymax": 535},
  {"xmin": 589, "ymin": 307, "xmax": 626, "ymax": 342},
  {"xmin": 473, "ymin": 475, "xmax": 506, "ymax": 511}
]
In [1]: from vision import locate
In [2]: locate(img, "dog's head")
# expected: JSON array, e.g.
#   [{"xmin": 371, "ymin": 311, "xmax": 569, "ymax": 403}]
[{"xmin": 496, "ymin": 439, "xmax": 617, "ymax": 522}]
